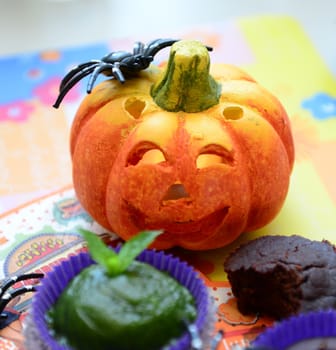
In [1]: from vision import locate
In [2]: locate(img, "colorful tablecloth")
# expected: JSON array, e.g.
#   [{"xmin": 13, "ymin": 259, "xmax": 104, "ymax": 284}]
[{"xmin": 0, "ymin": 16, "xmax": 335, "ymax": 349}]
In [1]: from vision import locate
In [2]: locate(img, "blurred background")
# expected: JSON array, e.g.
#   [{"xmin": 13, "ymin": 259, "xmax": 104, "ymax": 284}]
[{"xmin": 1, "ymin": 0, "xmax": 335, "ymax": 74}]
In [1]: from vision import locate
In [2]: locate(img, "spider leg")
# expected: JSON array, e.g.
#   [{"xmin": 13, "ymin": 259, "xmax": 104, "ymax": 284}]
[
  {"xmin": 0, "ymin": 273, "xmax": 43, "ymax": 299},
  {"xmin": 133, "ymin": 41, "xmax": 145, "ymax": 55},
  {"xmin": 145, "ymin": 38, "xmax": 213, "ymax": 57},
  {"xmin": 111, "ymin": 62, "xmax": 126, "ymax": 84},
  {"xmin": 144, "ymin": 38, "xmax": 179, "ymax": 58},
  {"xmin": 86, "ymin": 63, "xmax": 117, "ymax": 93},
  {"xmin": 59, "ymin": 60, "xmax": 100, "ymax": 91},
  {"xmin": 0, "ymin": 285, "xmax": 37, "ymax": 316},
  {"xmin": 53, "ymin": 65, "xmax": 98, "ymax": 108}
]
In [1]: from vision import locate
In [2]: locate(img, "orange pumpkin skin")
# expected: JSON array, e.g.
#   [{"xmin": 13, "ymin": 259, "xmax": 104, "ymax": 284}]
[{"xmin": 70, "ymin": 41, "xmax": 294, "ymax": 250}]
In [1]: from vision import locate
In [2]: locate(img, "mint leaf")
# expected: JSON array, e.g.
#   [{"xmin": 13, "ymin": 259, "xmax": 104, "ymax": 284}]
[
  {"xmin": 106, "ymin": 255, "xmax": 121, "ymax": 273},
  {"xmin": 79, "ymin": 229, "xmax": 163, "ymax": 276},
  {"xmin": 79, "ymin": 229, "xmax": 118, "ymax": 275},
  {"xmin": 118, "ymin": 230, "xmax": 163, "ymax": 272}
]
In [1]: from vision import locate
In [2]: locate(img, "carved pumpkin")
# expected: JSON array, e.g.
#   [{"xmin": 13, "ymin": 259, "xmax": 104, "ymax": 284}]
[{"xmin": 70, "ymin": 40, "xmax": 294, "ymax": 250}]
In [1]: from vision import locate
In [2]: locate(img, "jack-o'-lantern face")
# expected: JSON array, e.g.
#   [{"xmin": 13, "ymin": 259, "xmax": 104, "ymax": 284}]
[
  {"xmin": 106, "ymin": 112, "xmax": 251, "ymax": 249},
  {"xmin": 70, "ymin": 40, "xmax": 294, "ymax": 250}
]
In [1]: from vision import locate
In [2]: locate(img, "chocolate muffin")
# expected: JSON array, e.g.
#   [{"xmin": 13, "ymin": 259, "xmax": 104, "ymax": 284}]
[{"xmin": 224, "ymin": 235, "xmax": 336, "ymax": 320}]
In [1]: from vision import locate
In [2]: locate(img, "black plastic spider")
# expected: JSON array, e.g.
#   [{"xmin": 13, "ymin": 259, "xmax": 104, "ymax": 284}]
[
  {"xmin": 53, "ymin": 38, "xmax": 179, "ymax": 108},
  {"xmin": 0, "ymin": 273, "xmax": 43, "ymax": 329}
]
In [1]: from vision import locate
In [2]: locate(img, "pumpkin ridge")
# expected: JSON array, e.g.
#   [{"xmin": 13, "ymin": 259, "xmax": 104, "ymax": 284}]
[
  {"xmin": 71, "ymin": 72, "xmax": 157, "ymax": 155},
  {"xmin": 71, "ymin": 95, "xmax": 129, "ymax": 156},
  {"xmin": 210, "ymin": 63, "xmax": 256, "ymax": 82},
  {"xmin": 218, "ymin": 79, "xmax": 294, "ymax": 168}
]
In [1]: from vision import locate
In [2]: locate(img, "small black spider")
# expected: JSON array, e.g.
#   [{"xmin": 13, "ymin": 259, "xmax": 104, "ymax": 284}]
[
  {"xmin": 53, "ymin": 38, "xmax": 179, "ymax": 108},
  {"xmin": 0, "ymin": 273, "xmax": 43, "ymax": 329},
  {"xmin": 53, "ymin": 38, "xmax": 214, "ymax": 109}
]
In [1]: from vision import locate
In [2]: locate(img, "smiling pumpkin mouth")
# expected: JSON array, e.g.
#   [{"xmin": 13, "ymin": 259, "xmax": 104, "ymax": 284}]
[
  {"xmin": 161, "ymin": 206, "xmax": 230, "ymax": 235},
  {"xmin": 160, "ymin": 183, "xmax": 229, "ymax": 234},
  {"xmin": 124, "ymin": 183, "xmax": 230, "ymax": 241}
]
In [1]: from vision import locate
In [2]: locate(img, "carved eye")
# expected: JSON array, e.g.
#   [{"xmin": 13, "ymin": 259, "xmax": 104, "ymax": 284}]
[
  {"xmin": 196, "ymin": 144, "xmax": 234, "ymax": 169},
  {"xmin": 126, "ymin": 142, "xmax": 166, "ymax": 166},
  {"xmin": 222, "ymin": 106, "xmax": 244, "ymax": 120},
  {"xmin": 124, "ymin": 97, "xmax": 146, "ymax": 119}
]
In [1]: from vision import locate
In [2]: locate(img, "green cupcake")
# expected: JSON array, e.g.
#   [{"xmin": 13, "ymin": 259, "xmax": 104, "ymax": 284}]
[{"xmin": 46, "ymin": 230, "xmax": 197, "ymax": 350}]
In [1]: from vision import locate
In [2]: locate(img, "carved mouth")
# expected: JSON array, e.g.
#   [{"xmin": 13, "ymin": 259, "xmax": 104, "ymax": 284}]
[
  {"xmin": 126, "ymin": 201, "xmax": 230, "ymax": 240},
  {"xmin": 162, "ymin": 206, "xmax": 230, "ymax": 235}
]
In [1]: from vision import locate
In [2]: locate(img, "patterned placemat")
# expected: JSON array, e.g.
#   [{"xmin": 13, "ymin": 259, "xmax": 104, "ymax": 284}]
[{"xmin": 0, "ymin": 187, "xmax": 274, "ymax": 349}]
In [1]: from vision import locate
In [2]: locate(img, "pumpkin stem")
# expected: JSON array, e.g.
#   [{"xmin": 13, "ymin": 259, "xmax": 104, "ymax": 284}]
[{"xmin": 151, "ymin": 40, "xmax": 221, "ymax": 112}]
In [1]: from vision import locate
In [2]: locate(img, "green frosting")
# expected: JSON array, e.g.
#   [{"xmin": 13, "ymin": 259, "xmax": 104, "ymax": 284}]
[{"xmin": 48, "ymin": 261, "xmax": 196, "ymax": 350}]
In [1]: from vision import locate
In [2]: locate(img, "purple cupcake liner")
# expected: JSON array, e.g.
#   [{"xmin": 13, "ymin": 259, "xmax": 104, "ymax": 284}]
[
  {"xmin": 253, "ymin": 309, "xmax": 336, "ymax": 350},
  {"xmin": 25, "ymin": 249, "xmax": 212, "ymax": 350}
]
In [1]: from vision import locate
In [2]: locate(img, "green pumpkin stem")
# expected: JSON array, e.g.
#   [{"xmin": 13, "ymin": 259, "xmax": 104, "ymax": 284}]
[{"xmin": 151, "ymin": 40, "xmax": 221, "ymax": 113}]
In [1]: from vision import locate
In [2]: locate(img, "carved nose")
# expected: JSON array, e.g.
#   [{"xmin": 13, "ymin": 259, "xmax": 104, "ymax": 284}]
[{"xmin": 162, "ymin": 183, "xmax": 191, "ymax": 201}]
